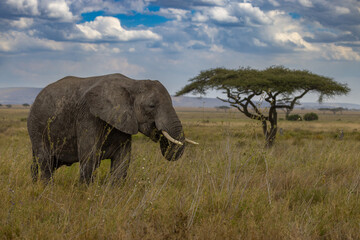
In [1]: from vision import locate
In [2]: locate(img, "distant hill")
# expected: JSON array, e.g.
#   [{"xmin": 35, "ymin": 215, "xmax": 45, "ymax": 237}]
[
  {"xmin": 297, "ymin": 102, "xmax": 360, "ymax": 110},
  {"xmin": 172, "ymin": 96, "xmax": 228, "ymax": 108},
  {"xmin": 172, "ymin": 96, "xmax": 360, "ymax": 110},
  {"xmin": 0, "ymin": 87, "xmax": 359, "ymax": 110},
  {"xmin": 0, "ymin": 88, "xmax": 42, "ymax": 105}
]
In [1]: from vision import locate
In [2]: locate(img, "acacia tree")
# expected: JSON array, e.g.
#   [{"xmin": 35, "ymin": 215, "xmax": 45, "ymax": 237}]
[{"xmin": 176, "ymin": 66, "xmax": 350, "ymax": 147}]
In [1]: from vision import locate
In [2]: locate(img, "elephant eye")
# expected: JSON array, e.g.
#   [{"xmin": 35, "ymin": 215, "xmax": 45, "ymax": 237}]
[{"xmin": 149, "ymin": 104, "xmax": 156, "ymax": 109}]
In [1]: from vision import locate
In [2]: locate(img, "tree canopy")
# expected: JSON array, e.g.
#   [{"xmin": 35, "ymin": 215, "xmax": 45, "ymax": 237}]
[
  {"xmin": 176, "ymin": 66, "xmax": 350, "ymax": 147},
  {"xmin": 177, "ymin": 66, "xmax": 349, "ymax": 101}
]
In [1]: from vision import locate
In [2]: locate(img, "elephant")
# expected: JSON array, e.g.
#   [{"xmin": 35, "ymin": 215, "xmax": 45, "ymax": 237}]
[{"xmin": 27, "ymin": 73, "xmax": 197, "ymax": 184}]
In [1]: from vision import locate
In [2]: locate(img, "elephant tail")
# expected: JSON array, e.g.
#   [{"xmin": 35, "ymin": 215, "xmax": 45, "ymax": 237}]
[{"xmin": 31, "ymin": 152, "xmax": 39, "ymax": 182}]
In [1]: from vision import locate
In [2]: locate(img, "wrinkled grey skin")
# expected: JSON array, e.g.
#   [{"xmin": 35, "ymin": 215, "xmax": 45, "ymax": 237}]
[{"xmin": 28, "ymin": 73, "xmax": 185, "ymax": 184}]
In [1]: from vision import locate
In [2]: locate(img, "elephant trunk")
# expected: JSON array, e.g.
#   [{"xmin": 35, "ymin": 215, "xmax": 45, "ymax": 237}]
[{"xmin": 156, "ymin": 114, "xmax": 185, "ymax": 161}]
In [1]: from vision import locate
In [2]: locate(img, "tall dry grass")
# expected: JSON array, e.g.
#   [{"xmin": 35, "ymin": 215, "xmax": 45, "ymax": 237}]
[{"xmin": 0, "ymin": 108, "xmax": 359, "ymax": 239}]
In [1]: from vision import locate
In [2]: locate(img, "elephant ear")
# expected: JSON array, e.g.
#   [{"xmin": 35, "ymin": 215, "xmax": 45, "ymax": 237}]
[{"xmin": 84, "ymin": 81, "xmax": 138, "ymax": 135}]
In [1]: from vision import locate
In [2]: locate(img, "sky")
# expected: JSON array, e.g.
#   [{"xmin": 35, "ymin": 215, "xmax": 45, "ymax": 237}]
[{"xmin": 0, "ymin": 0, "xmax": 359, "ymax": 104}]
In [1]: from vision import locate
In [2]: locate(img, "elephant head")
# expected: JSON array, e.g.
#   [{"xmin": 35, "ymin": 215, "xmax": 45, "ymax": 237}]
[
  {"xmin": 84, "ymin": 76, "xmax": 196, "ymax": 161},
  {"xmin": 131, "ymin": 80, "xmax": 190, "ymax": 161}
]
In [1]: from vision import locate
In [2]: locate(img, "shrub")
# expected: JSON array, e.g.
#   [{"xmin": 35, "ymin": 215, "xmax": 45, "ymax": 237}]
[
  {"xmin": 304, "ymin": 112, "xmax": 319, "ymax": 121},
  {"xmin": 287, "ymin": 114, "xmax": 302, "ymax": 121}
]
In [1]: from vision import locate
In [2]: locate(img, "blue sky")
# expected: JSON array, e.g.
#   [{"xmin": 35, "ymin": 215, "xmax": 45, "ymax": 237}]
[{"xmin": 0, "ymin": 0, "xmax": 359, "ymax": 104}]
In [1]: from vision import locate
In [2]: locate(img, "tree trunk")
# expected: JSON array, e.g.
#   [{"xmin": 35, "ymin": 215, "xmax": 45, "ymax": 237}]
[
  {"xmin": 261, "ymin": 120, "xmax": 267, "ymax": 136},
  {"xmin": 265, "ymin": 123, "xmax": 277, "ymax": 148},
  {"xmin": 265, "ymin": 108, "xmax": 278, "ymax": 148},
  {"xmin": 262, "ymin": 120, "xmax": 277, "ymax": 148}
]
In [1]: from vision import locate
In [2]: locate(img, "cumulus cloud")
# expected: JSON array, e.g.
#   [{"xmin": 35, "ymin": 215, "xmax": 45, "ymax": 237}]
[
  {"xmin": 45, "ymin": 0, "xmax": 74, "ymax": 22},
  {"xmin": 205, "ymin": 1, "xmax": 360, "ymax": 61},
  {"xmin": 298, "ymin": 0, "xmax": 313, "ymax": 8},
  {"xmin": 71, "ymin": 16, "xmax": 161, "ymax": 42},
  {"xmin": 255, "ymin": 10, "xmax": 316, "ymax": 51},
  {"xmin": 274, "ymin": 32, "xmax": 317, "ymax": 51},
  {"xmin": 5, "ymin": 0, "xmax": 74, "ymax": 22},
  {"xmin": 322, "ymin": 44, "xmax": 360, "ymax": 61},
  {"xmin": 192, "ymin": 2, "xmax": 272, "ymax": 26},
  {"xmin": 334, "ymin": 6, "xmax": 350, "ymax": 15},
  {"xmin": 235, "ymin": 3, "xmax": 272, "ymax": 25},
  {"xmin": 158, "ymin": 8, "xmax": 190, "ymax": 21},
  {"xmin": 208, "ymin": 7, "xmax": 238, "ymax": 23},
  {"xmin": 0, "ymin": 31, "xmax": 63, "ymax": 52},
  {"xmin": 199, "ymin": 0, "xmax": 225, "ymax": 5},
  {"xmin": 192, "ymin": 6, "xmax": 236, "ymax": 24},
  {"xmin": 9, "ymin": 17, "xmax": 34, "ymax": 28},
  {"xmin": 6, "ymin": 0, "xmax": 39, "ymax": 15},
  {"xmin": 192, "ymin": 12, "xmax": 209, "ymax": 22},
  {"xmin": 269, "ymin": 0, "xmax": 280, "ymax": 7},
  {"xmin": 253, "ymin": 38, "xmax": 267, "ymax": 47}
]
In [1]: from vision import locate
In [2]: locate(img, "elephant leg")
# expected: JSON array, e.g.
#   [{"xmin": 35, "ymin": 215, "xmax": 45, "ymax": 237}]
[
  {"xmin": 31, "ymin": 145, "xmax": 55, "ymax": 184},
  {"xmin": 79, "ymin": 160, "xmax": 98, "ymax": 184},
  {"xmin": 109, "ymin": 136, "xmax": 132, "ymax": 184},
  {"xmin": 31, "ymin": 151, "xmax": 39, "ymax": 183},
  {"xmin": 78, "ymin": 141, "xmax": 102, "ymax": 184},
  {"xmin": 77, "ymin": 117, "xmax": 103, "ymax": 185},
  {"xmin": 39, "ymin": 153, "xmax": 56, "ymax": 184}
]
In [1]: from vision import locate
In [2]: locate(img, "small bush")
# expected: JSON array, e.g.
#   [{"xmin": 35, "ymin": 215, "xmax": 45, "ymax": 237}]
[
  {"xmin": 304, "ymin": 112, "xmax": 319, "ymax": 121},
  {"xmin": 287, "ymin": 114, "xmax": 302, "ymax": 121}
]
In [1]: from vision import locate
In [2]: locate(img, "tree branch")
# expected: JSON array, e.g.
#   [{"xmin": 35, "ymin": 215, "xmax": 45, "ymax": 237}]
[
  {"xmin": 288, "ymin": 89, "xmax": 311, "ymax": 111},
  {"xmin": 218, "ymin": 87, "xmax": 269, "ymax": 121},
  {"xmin": 247, "ymin": 97, "xmax": 268, "ymax": 120}
]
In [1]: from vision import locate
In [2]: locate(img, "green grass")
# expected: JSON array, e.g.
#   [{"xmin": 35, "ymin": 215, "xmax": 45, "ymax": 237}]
[{"xmin": 0, "ymin": 108, "xmax": 360, "ymax": 239}]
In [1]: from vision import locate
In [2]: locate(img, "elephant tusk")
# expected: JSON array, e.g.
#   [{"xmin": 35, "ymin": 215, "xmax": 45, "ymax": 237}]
[
  {"xmin": 185, "ymin": 138, "xmax": 199, "ymax": 145},
  {"xmin": 162, "ymin": 131, "xmax": 183, "ymax": 145}
]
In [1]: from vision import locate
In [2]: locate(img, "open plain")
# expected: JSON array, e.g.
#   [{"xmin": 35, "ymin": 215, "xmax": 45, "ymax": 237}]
[{"xmin": 1, "ymin": 107, "xmax": 359, "ymax": 239}]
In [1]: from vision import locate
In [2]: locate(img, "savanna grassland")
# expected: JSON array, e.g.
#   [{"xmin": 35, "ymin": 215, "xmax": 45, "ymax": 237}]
[{"xmin": 1, "ymin": 107, "xmax": 360, "ymax": 239}]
